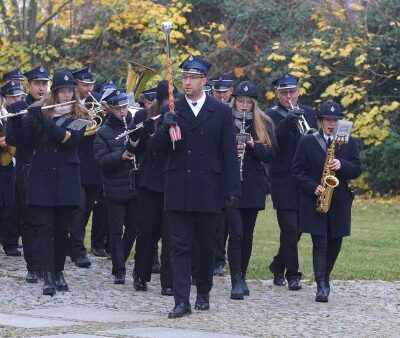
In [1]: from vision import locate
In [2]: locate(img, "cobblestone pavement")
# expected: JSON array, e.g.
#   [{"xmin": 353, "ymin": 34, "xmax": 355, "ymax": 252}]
[{"xmin": 0, "ymin": 254, "xmax": 399, "ymax": 338}]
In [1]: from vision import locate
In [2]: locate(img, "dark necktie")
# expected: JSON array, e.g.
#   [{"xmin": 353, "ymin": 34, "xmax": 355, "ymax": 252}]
[
  {"xmin": 192, "ymin": 101, "xmax": 197, "ymax": 107},
  {"xmin": 327, "ymin": 137, "xmax": 332, "ymax": 147}
]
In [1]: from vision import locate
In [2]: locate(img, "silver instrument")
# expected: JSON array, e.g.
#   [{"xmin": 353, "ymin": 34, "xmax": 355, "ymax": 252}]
[
  {"xmin": 288, "ymin": 100, "xmax": 317, "ymax": 135},
  {"xmin": 122, "ymin": 116, "xmax": 138, "ymax": 170},
  {"xmin": 236, "ymin": 111, "xmax": 252, "ymax": 181},
  {"xmin": 114, "ymin": 114, "xmax": 161, "ymax": 140}
]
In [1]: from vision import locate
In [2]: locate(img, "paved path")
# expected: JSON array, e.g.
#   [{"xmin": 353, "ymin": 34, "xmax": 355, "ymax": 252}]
[{"xmin": 0, "ymin": 254, "xmax": 399, "ymax": 337}]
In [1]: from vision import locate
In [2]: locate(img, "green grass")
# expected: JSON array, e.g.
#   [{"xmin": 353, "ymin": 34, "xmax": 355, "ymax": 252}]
[
  {"xmin": 86, "ymin": 198, "xmax": 400, "ymax": 281},
  {"xmin": 248, "ymin": 198, "xmax": 400, "ymax": 281}
]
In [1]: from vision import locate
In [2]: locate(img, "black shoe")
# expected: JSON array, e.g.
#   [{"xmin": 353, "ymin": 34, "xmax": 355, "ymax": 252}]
[
  {"xmin": 194, "ymin": 292, "xmax": 210, "ymax": 311},
  {"xmin": 151, "ymin": 262, "xmax": 161, "ymax": 274},
  {"xmin": 230, "ymin": 273, "xmax": 244, "ymax": 300},
  {"xmin": 288, "ymin": 277, "xmax": 302, "ymax": 291},
  {"xmin": 43, "ymin": 272, "xmax": 56, "ymax": 296},
  {"xmin": 315, "ymin": 281, "xmax": 329, "ymax": 302},
  {"xmin": 269, "ymin": 262, "xmax": 286, "ymax": 286},
  {"xmin": 325, "ymin": 278, "xmax": 331, "ymax": 296},
  {"xmin": 213, "ymin": 265, "xmax": 225, "ymax": 276},
  {"xmin": 92, "ymin": 247, "xmax": 107, "ymax": 257},
  {"xmin": 241, "ymin": 275, "xmax": 249, "ymax": 296},
  {"xmin": 106, "ymin": 251, "xmax": 112, "ymax": 260},
  {"xmin": 26, "ymin": 271, "xmax": 39, "ymax": 283},
  {"xmin": 161, "ymin": 287, "xmax": 174, "ymax": 296},
  {"xmin": 54, "ymin": 272, "xmax": 69, "ymax": 291},
  {"xmin": 168, "ymin": 303, "xmax": 191, "ymax": 318},
  {"xmin": 74, "ymin": 255, "xmax": 91, "ymax": 268},
  {"xmin": 114, "ymin": 272, "xmax": 125, "ymax": 285},
  {"xmin": 5, "ymin": 248, "xmax": 22, "ymax": 257},
  {"xmin": 133, "ymin": 276, "xmax": 147, "ymax": 291}
]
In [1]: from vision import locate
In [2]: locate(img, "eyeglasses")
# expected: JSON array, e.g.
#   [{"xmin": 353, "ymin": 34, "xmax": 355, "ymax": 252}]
[
  {"xmin": 277, "ymin": 88, "xmax": 298, "ymax": 96},
  {"xmin": 181, "ymin": 75, "xmax": 205, "ymax": 81}
]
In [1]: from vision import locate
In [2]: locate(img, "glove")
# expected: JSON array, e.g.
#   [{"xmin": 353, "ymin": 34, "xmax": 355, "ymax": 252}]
[
  {"xmin": 288, "ymin": 108, "xmax": 305, "ymax": 117},
  {"xmin": 162, "ymin": 112, "xmax": 178, "ymax": 132},
  {"xmin": 29, "ymin": 107, "xmax": 45, "ymax": 123},
  {"xmin": 225, "ymin": 196, "xmax": 240, "ymax": 210}
]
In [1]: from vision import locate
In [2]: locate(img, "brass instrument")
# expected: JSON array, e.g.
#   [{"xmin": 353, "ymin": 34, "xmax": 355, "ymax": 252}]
[
  {"xmin": 0, "ymin": 126, "xmax": 16, "ymax": 167},
  {"xmin": 83, "ymin": 92, "xmax": 103, "ymax": 136},
  {"xmin": 288, "ymin": 100, "xmax": 317, "ymax": 135},
  {"xmin": 236, "ymin": 111, "xmax": 252, "ymax": 181},
  {"xmin": 126, "ymin": 61, "xmax": 157, "ymax": 116},
  {"xmin": 316, "ymin": 140, "xmax": 339, "ymax": 213}
]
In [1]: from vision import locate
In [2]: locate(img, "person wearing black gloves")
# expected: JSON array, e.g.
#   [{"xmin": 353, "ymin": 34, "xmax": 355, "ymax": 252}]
[
  {"xmin": 152, "ymin": 55, "xmax": 241, "ymax": 318},
  {"xmin": 94, "ymin": 89, "xmax": 138, "ymax": 285},
  {"xmin": 130, "ymin": 80, "xmax": 176, "ymax": 295},
  {"xmin": 9, "ymin": 70, "xmax": 89, "ymax": 296},
  {"xmin": 5, "ymin": 66, "xmax": 50, "ymax": 282},
  {"xmin": 266, "ymin": 73, "xmax": 317, "ymax": 291},
  {"xmin": 227, "ymin": 81, "xmax": 276, "ymax": 299},
  {"xmin": 292, "ymin": 101, "xmax": 361, "ymax": 302}
]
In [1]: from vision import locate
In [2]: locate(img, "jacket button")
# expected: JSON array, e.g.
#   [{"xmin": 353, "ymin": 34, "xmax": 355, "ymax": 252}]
[
  {"xmin": 187, "ymin": 169, "xmax": 191, "ymax": 173},
  {"xmin": 200, "ymin": 131, "xmax": 204, "ymax": 135},
  {"xmin": 187, "ymin": 150, "xmax": 192, "ymax": 155}
]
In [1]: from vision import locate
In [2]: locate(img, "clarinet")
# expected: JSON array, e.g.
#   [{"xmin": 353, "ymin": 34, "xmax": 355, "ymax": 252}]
[
  {"xmin": 236, "ymin": 111, "xmax": 251, "ymax": 181},
  {"xmin": 122, "ymin": 116, "xmax": 138, "ymax": 170}
]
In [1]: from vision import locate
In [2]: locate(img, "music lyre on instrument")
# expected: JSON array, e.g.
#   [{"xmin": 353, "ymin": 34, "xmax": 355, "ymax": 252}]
[
  {"xmin": 161, "ymin": 21, "xmax": 180, "ymax": 150},
  {"xmin": 288, "ymin": 100, "xmax": 317, "ymax": 135}
]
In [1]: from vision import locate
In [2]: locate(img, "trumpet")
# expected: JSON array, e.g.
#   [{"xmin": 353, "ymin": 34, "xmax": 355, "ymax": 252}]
[
  {"xmin": 288, "ymin": 100, "xmax": 317, "ymax": 135},
  {"xmin": 0, "ymin": 100, "xmax": 76, "ymax": 120}
]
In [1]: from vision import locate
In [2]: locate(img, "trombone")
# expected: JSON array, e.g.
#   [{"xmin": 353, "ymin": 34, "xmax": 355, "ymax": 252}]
[{"xmin": 288, "ymin": 100, "xmax": 317, "ymax": 135}]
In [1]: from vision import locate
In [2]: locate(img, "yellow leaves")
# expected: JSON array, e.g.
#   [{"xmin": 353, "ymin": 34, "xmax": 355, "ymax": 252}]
[
  {"xmin": 272, "ymin": 42, "xmax": 280, "ymax": 50},
  {"xmin": 381, "ymin": 101, "xmax": 400, "ymax": 112},
  {"xmin": 349, "ymin": 3, "xmax": 365, "ymax": 11},
  {"xmin": 216, "ymin": 40, "xmax": 227, "ymax": 49},
  {"xmin": 267, "ymin": 53, "xmax": 286, "ymax": 61},
  {"xmin": 355, "ymin": 54, "xmax": 367, "ymax": 67},
  {"xmin": 289, "ymin": 54, "xmax": 310, "ymax": 72},
  {"xmin": 264, "ymin": 91, "xmax": 275, "ymax": 101},
  {"xmin": 339, "ymin": 44, "xmax": 354, "ymax": 57},
  {"xmin": 262, "ymin": 67, "xmax": 272, "ymax": 73},
  {"xmin": 316, "ymin": 65, "xmax": 331, "ymax": 76}
]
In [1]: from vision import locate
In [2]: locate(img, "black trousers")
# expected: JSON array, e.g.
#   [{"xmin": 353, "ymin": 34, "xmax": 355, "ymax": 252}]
[
  {"xmin": 311, "ymin": 234, "xmax": 343, "ymax": 282},
  {"xmin": 134, "ymin": 189, "xmax": 172, "ymax": 288},
  {"xmin": 69, "ymin": 184, "xmax": 102, "ymax": 259},
  {"xmin": 107, "ymin": 197, "xmax": 137, "ymax": 275},
  {"xmin": 91, "ymin": 193, "xmax": 110, "ymax": 251},
  {"xmin": 214, "ymin": 215, "xmax": 228, "ymax": 268},
  {"xmin": 167, "ymin": 211, "xmax": 219, "ymax": 306},
  {"xmin": 225, "ymin": 208, "xmax": 259, "ymax": 275},
  {"xmin": 0, "ymin": 207, "xmax": 17, "ymax": 251},
  {"xmin": 16, "ymin": 180, "xmax": 40, "ymax": 272},
  {"xmin": 29, "ymin": 205, "xmax": 75, "ymax": 273},
  {"xmin": 270, "ymin": 209, "xmax": 302, "ymax": 279}
]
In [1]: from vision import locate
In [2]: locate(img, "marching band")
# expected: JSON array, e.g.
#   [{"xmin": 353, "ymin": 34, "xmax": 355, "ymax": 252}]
[{"xmin": 0, "ymin": 48, "xmax": 361, "ymax": 317}]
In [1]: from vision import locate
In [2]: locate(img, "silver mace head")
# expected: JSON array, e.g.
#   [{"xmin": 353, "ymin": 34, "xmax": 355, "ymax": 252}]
[{"xmin": 161, "ymin": 21, "xmax": 173, "ymax": 34}]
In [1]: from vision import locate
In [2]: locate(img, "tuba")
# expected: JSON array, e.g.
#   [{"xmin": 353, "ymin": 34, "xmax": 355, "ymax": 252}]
[{"xmin": 126, "ymin": 61, "xmax": 157, "ymax": 116}]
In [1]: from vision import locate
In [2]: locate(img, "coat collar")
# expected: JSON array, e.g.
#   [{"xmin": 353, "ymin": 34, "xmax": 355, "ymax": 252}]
[{"xmin": 176, "ymin": 95, "xmax": 215, "ymax": 130}]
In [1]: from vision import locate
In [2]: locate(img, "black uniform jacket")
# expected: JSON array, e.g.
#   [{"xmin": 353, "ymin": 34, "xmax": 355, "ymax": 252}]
[
  {"xmin": 0, "ymin": 120, "xmax": 16, "ymax": 207},
  {"xmin": 265, "ymin": 103, "xmax": 317, "ymax": 210},
  {"xmin": 5, "ymin": 94, "xmax": 36, "ymax": 184},
  {"xmin": 292, "ymin": 134, "xmax": 361, "ymax": 238},
  {"xmin": 11, "ymin": 109, "xmax": 84, "ymax": 207},
  {"xmin": 152, "ymin": 95, "xmax": 241, "ymax": 213},
  {"xmin": 237, "ymin": 121, "xmax": 275, "ymax": 209},
  {"xmin": 130, "ymin": 108, "xmax": 166, "ymax": 193},
  {"xmin": 94, "ymin": 112, "xmax": 136, "ymax": 202}
]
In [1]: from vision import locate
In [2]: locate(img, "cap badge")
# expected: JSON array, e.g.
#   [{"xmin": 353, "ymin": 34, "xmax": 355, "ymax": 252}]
[
  {"xmin": 88, "ymin": 68, "xmax": 92, "ymax": 73},
  {"xmin": 64, "ymin": 75, "xmax": 69, "ymax": 81},
  {"xmin": 188, "ymin": 55, "xmax": 194, "ymax": 61},
  {"xmin": 116, "ymin": 90, "xmax": 120, "ymax": 95},
  {"xmin": 11, "ymin": 81, "xmax": 15, "ymax": 86},
  {"xmin": 284, "ymin": 74, "xmax": 289, "ymax": 78},
  {"xmin": 39, "ymin": 66, "xmax": 45, "ymax": 73},
  {"xmin": 330, "ymin": 106, "xmax": 335, "ymax": 112},
  {"xmin": 110, "ymin": 80, "xmax": 113, "ymax": 84},
  {"xmin": 244, "ymin": 85, "xmax": 249, "ymax": 91}
]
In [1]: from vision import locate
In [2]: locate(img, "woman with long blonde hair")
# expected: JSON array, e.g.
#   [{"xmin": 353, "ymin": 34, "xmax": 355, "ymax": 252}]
[
  {"xmin": 226, "ymin": 80, "xmax": 276, "ymax": 300},
  {"xmin": 13, "ymin": 69, "xmax": 89, "ymax": 296}
]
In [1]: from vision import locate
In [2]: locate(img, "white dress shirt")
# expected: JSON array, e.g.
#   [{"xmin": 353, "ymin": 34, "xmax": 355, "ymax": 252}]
[{"xmin": 185, "ymin": 91, "xmax": 206, "ymax": 117}]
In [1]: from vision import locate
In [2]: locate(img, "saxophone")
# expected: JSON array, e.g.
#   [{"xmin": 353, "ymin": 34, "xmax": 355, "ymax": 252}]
[{"xmin": 316, "ymin": 140, "xmax": 339, "ymax": 213}]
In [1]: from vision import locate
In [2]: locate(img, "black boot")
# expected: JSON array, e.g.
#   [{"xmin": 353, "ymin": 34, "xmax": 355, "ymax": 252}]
[
  {"xmin": 230, "ymin": 272, "xmax": 244, "ymax": 300},
  {"xmin": 241, "ymin": 275, "xmax": 249, "ymax": 296},
  {"xmin": 194, "ymin": 292, "xmax": 210, "ymax": 311},
  {"xmin": 315, "ymin": 281, "xmax": 329, "ymax": 302},
  {"xmin": 325, "ymin": 274, "xmax": 331, "ymax": 296},
  {"xmin": 26, "ymin": 271, "xmax": 40, "ymax": 283},
  {"xmin": 54, "ymin": 272, "xmax": 69, "ymax": 291},
  {"xmin": 43, "ymin": 272, "xmax": 56, "ymax": 296}
]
